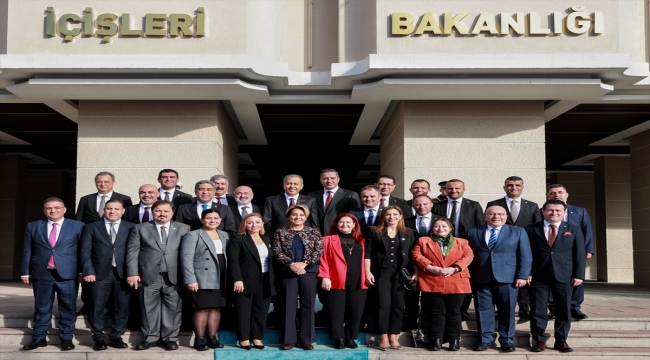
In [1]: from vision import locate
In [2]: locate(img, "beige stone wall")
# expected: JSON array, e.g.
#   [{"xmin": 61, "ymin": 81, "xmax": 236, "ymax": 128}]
[
  {"xmin": 630, "ymin": 129, "xmax": 650, "ymax": 287},
  {"xmin": 338, "ymin": 0, "xmax": 377, "ymax": 63},
  {"xmin": 381, "ymin": 100, "xmax": 547, "ymax": 208},
  {"xmin": 549, "ymin": 172, "xmax": 597, "ymax": 280},
  {"xmin": 76, "ymin": 101, "xmax": 238, "ymax": 205},
  {"xmin": 594, "ymin": 157, "xmax": 634, "ymax": 283}
]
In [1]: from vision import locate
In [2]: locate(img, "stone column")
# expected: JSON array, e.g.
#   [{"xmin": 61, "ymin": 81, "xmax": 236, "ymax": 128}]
[
  {"xmin": 381, "ymin": 100, "xmax": 547, "ymax": 206},
  {"xmin": 594, "ymin": 157, "xmax": 633, "ymax": 283},
  {"xmin": 630, "ymin": 129, "xmax": 650, "ymax": 287},
  {"xmin": 0, "ymin": 155, "xmax": 27, "ymax": 280},
  {"xmin": 549, "ymin": 172, "xmax": 597, "ymax": 280},
  {"xmin": 77, "ymin": 101, "xmax": 238, "ymax": 203}
]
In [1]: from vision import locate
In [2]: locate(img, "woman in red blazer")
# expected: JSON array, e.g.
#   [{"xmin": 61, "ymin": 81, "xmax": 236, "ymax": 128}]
[
  {"xmin": 412, "ymin": 217, "xmax": 474, "ymax": 351},
  {"xmin": 318, "ymin": 213, "xmax": 367, "ymax": 350}
]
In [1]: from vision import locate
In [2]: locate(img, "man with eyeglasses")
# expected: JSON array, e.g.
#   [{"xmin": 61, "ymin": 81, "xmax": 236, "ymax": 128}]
[{"xmin": 466, "ymin": 206, "xmax": 532, "ymax": 353}]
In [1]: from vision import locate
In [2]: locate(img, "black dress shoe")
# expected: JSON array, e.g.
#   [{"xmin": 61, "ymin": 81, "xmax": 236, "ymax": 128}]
[
  {"xmin": 239, "ymin": 343, "xmax": 252, "ymax": 350},
  {"xmin": 282, "ymin": 343, "xmax": 295, "ymax": 350},
  {"xmin": 548, "ymin": 310, "xmax": 555, "ymax": 319},
  {"xmin": 94, "ymin": 340, "xmax": 108, "ymax": 350},
  {"xmin": 207, "ymin": 336, "xmax": 224, "ymax": 348},
  {"xmin": 302, "ymin": 344, "xmax": 314, "ymax": 350},
  {"xmin": 164, "ymin": 341, "xmax": 179, "ymax": 350},
  {"xmin": 553, "ymin": 341, "xmax": 573, "ymax": 352},
  {"xmin": 194, "ymin": 336, "xmax": 209, "ymax": 351},
  {"xmin": 333, "ymin": 339, "xmax": 345, "ymax": 349},
  {"xmin": 344, "ymin": 339, "xmax": 358, "ymax": 349},
  {"xmin": 23, "ymin": 339, "xmax": 47, "ymax": 350},
  {"xmin": 518, "ymin": 310, "xmax": 530, "ymax": 319},
  {"xmin": 253, "ymin": 343, "xmax": 265, "ymax": 350},
  {"xmin": 429, "ymin": 338, "xmax": 442, "ymax": 351},
  {"xmin": 460, "ymin": 310, "xmax": 471, "ymax": 321},
  {"xmin": 571, "ymin": 309, "xmax": 588, "ymax": 320},
  {"xmin": 108, "ymin": 338, "xmax": 128, "ymax": 348},
  {"xmin": 76, "ymin": 306, "xmax": 88, "ymax": 316},
  {"xmin": 474, "ymin": 342, "xmax": 492, "ymax": 351},
  {"xmin": 61, "ymin": 340, "xmax": 75, "ymax": 351},
  {"xmin": 448, "ymin": 339, "xmax": 460, "ymax": 351},
  {"xmin": 135, "ymin": 341, "xmax": 157, "ymax": 350},
  {"xmin": 501, "ymin": 342, "xmax": 516, "ymax": 352}
]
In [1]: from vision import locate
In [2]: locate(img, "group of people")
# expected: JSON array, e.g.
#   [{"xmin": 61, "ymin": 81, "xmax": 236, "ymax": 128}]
[{"xmin": 20, "ymin": 168, "xmax": 594, "ymax": 354}]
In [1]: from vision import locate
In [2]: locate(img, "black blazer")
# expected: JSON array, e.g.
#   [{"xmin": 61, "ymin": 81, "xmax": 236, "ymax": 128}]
[
  {"xmin": 167, "ymin": 189, "xmax": 193, "ymax": 208},
  {"xmin": 76, "ymin": 192, "xmax": 133, "ymax": 224},
  {"xmin": 364, "ymin": 227, "xmax": 416, "ymax": 277},
  {"xmin": 173, "ymin": 201, "xmax": 237, "ymax": 233},
  {"xmin": 79, "ymin": 220, "xmax": 135, "ymax": 280},
  {"xmin": 228, "ymin": 201, "xmax": 262, "ymax": 231},
  {"xmin": 307, "ymin": 188, "xmax": 360, "ymax": 236},
  {"xmin": 404, "ymin": 214, "xmax": 442, "ymax": 237},
  {"xmin": 432, "ymin": 198, "xmax": 485, "ymax": 238},
  {"xmin": 384, "ymin": 196, "xmax": 412, "ymax": 218},
  {"xmin": 349, "ymin": 207, "xmax": 380, "ymax": 236},
  {"xmin": 263, "ymin": 194, "xmax": 320, "ymax": 235},
  {"xmin": 486, "ymin": 197, "xmax": 541, "ymax": 227},
  {"xmin": 524, "ymin": 221, "xmax": 586, "ymax": 284},
  {"xmin": 226, "ymin": 233, "xmax": 276, "ymax": 296},
  {"xmin": 122, "ymin": 204, "xmax": 142, "ymax": 224}
]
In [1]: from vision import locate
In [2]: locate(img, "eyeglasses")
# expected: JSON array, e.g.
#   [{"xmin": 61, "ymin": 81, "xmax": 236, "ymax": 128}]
[{"xmin": 44, "ymin": 207, "xmax": 64, "ymax": 211}]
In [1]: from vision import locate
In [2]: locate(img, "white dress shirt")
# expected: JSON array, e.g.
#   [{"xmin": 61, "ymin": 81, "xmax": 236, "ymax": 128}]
[
  {"xmin": 238, "ymin": 204, "xmax": 252, "ymax": 217},
  {"xmin": 196, "ymin": 201, "xmax": 212, "ymax": 218},
  {"xmin": 47, "ymin": 218, "xmax": 64, "ymax": 244},
  {"xmin": 139, "ymin": 203, "xmax": 153, "ymax": 223},
  {"xmin": 504, "ymin": 196, "xmax": 520, "ymax": 212},
  {"xmin": 484, "ymin": 225, "xmax": 502, "ymax": 246},
  {"xmin": 159, "ymin": 188, "xmax": 176, "ymax": 201},
  {"xmin": 104, "ymin": 219, "xmax": 120, "ymax": 266},
  {"xmin": 447, "ymin": 197, "xmax": 463, "ymax": 235},
  {"xmin": 416, "ymin": 213, "xmax": 433, "ymax": 234},
  {"xmin": 543, "ymin": 220, "xmax": 562, "ymax": 242},
  {"xmin": 96, "ymin": 191, "xmax": 114, "ymax": 212},
  {"xmin": 364, "ymin": 205, "xmax": 381, "ymax": 224},
  {"xmin": 155, "ymin": 221, "xmax": 171, "ymax": 243},
  {"xmin": 214, "ymin": 195, "xmax": 229, "ymax": 205},
  {"xmin": 284, "ymin": 193, "xmax": 298, "ymax": 207},
  {"xmin": 322, "ymin": 187, "xmax": 339, "ymax": 209}
]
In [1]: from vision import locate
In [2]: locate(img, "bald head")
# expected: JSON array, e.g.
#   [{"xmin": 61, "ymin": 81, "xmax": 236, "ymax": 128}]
[
  {"xmin": 234, "ymin": 186, "xmax": 254, "ymax": 205},
  {"xmin": 484, "ymin": 205, "xmax": 508, "ymax": 227},
  {"xmin": 139, "ymin": 184, "xmax": 159, "ymax": 206}
]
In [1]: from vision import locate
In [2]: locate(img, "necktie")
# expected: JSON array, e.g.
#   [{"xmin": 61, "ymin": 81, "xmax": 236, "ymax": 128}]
[
  {"xmin": 380, "ymin": 197, "xmax": 386, "ymax": 208},
  {"xmin": 289, "ymin": 198, "xmax": 296, "ymax": 207},
  {"xmin": 110, "ymin": 222, "xmax": 117, "ymax": 267},
  {"xmin": 217, "ymin": 197, "xmax": 222, "ymax": 204},
  {"xmin": 48, "ymin": 223, "xmax": 58, "ymax": 268},
  {"xmin": 142, "ymin": 207, "xmax": 150, "ymax": 223},
  {"xmin": 98, "ymin": 195, "xmax": 107, "ymax": 216},
  {"xmin": 241, "ymin": 206, "xmax": 249, "ymax": 217},
  {"xmin": 160, "ymin": 226, "xmax": 167, "ymax": 244},
  {"xmin": 367, "ymin": 209, "xmax": 375, "ymax": 226},
  {"xmin": 548, "ymin": 224, "xmax": 557, "ymax": 247},
  {"xmin": 449, "ymin": 200, "xmax": 458, "ymax": 224},
  {"xmin": 511, "ymin": 200, "xmax": 520, "ymax": 223},
  {"xmin": 325, "ymin": 191, "xmax": 333, "ymax": 210},
  {"xmin": 418, "ymin": 216, "xmax": 428, "ymax": 237},
  {"xmin": 164, "ymin": 192, "xmax": 170, "ymax": 201},
  {"xmin": 202, "ymin": 204, "xmax": 208, "ymax": 211},
  {"xmin": 488, "ymin": 228, "xmax": 498, "ymax": 250}
]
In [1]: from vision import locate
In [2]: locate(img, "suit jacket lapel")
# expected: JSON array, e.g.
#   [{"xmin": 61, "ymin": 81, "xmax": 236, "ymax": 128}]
[
  {"xmin": 328, "ymin": 190, "xmax": 345, "ymax": 214},
  {"xmin": 493, "ymin": 225, "xmax": 510, "ymax": 250},
  {"xmin": 278, "ymin": 194, "xmax": 288, "ymax": 214},
  {"xmin": 98, "ymin": 222, "xmax": 113, "ymax": 246},
  {"xmin": 330, "ymin": 235, "xmax": 347, "ymax": 263},
  {"xmin": 39, "ymin": 220, "xmax": 49, "ymax": 246},
  {"xmin": 552, "ymin": 222, "xmax": 570, "ymax": 249},
  {"xmin": 89, "ymin": 195, "xmax": 98, "ymax": 215},
  {"xmin": 199, "ymin": 229, "xmax": 218, "ymax": 259},
  {"xmin": 534, "ymin": 222, "xmax": 548, "ymax": 248},
  {"xmin": 114, "ymin": 223, "xmax": 130, "ymax": 247},
  {"xmin": 242, "ymin": 234, "xmax": 262, "ymax": 266},
  {"xmin": 147, "ymin": 223, "xmax": 164, "ymax": 251},
  {"xmin": 314, "ymin": 191, "xmax": 325, "ymax": 212},
  {"xmin": 425, "ymin": 239, "xmax": 444, "ymax": 265}
]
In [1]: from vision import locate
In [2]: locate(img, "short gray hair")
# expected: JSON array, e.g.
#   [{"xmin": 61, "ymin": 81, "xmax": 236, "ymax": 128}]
[
  {"xmin": 283, "ymin": 174, "xmax": 304, "ymax": 184},
  {"xmin": 195, "ymin": 180, "xmax": 216, "ymax": 191},
  {"xmin": 94, "ymin": 171, "xmax": 115, "ymax": 182},
  {"xmin": 209, "ymin": 174, "xmax": 229, "ymax": 184}
]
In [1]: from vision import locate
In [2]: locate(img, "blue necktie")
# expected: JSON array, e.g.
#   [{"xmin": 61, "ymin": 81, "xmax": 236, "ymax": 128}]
[
  {"xmin": 202, "ymin": 204, "xmax": 208, "ymax": 211},
  {"xmin": 367, "ymin": 209, "xmax": 375, "ymax": 226},
  {"xmin": 488, "ymin": 228, "xmax": 498, "ymax": 250}
]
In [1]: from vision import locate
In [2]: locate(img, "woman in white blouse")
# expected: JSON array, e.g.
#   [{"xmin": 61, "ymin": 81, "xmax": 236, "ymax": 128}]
[
  {"xmin": 227, "ymin": 213, "xmax": 276, "ymax": 350},
  {"xmin": 180, "ymin": 209, "xmax": 229, "ymax": 351}
]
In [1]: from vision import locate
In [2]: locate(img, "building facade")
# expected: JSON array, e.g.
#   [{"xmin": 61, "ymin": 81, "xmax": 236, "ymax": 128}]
[{"xmin": 0, "ymin": 0, "xmax": 648, "ymax": 285}]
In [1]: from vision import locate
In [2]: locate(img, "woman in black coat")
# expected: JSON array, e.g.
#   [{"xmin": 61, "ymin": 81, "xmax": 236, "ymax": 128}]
[
  {"xmin": 365, "ymin": 205, "xmax": 416, "ymax": 350},
  {"xmin": 227, "ymin": 213, "xmax": 276, "ymax": 350}
]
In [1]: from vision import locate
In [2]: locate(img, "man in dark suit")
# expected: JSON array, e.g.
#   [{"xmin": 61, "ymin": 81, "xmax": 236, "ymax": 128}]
[
  {"xmin": 126, "ymin": 200, "xmax": 191, "ymax": 350},
  {"xmin": 525, "ymin": 200, "xmax": 586, "ymax": 353},
  {"xmin": 546, "ymin": 184, "xmax": 594, "ymax": 320},
  {"xmin": 375, "ymin": 174, "xmax": 411, "ymax": 216},
  {"xmin": 263, "ymin": 174, "xmax": 320, "ymax": 235},
  {"xmin": 21, "ymin": 197, "xmax": 85, "ymax": 351},
  {"xmin": 403, "ymin": 194, "xmax": 441, "ymax": 332},
  {"xmin": 210, "ymin": 174, "xmax": 236, "ymax": 205},
  {"xmin": 229, "ymin": 185, "xmax": 262, "ymax": 230},
  {"xmin": 466, "ymin": 205, "xmax": 532, "ymax": 352},
  {"xmin": 349, "ymin": 185, "xmax": 382, "ymax": 235},
  {"xmin": 487, "ymin": 176, "xmax": 541, "ymax": 319},
  {"xmin": 405, "ymin": 179, "xmax": 431, "ymax": 217},
  {"xmin": 432, "ymin": 178, "xmax": 485, "ymax": 320},
  {"xmin": 173, "ymin": 180, "xmax": 236, "ymax": 233},
  {"xmin": 157, "ymin": 169, "xmax": 192, "ymax": 208},
  {"xmin": 123, "ymin": 184, "xmax": 159, "ymax": 224},
  {"xmin": 76, "ymin": 171, "xmax": 133, "ymax": 224},
  {"xmin": 80, "ymin": 199, "xmax": 135, "ymax": 350},
  {"xmin": 308, "ymin": 168, "xmax": 360, "ymax": 236}
]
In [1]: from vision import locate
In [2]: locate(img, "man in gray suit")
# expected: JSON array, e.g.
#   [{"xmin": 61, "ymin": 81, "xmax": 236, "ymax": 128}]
[{"xmin": 126, "ymin": 200, "xmax": 190, "ymax": 351}]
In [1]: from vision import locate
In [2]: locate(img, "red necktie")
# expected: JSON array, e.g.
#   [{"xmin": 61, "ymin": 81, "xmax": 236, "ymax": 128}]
[
  {"xmin": 217, "ymin": 197, "xmax": 222, "ymax": 204},
  {"xmin": 380, "ymin": 197, "xmax": 386, "ymax": 207},
  {"xmin": 48, "ymin": 223, "xmax": 58, "ymax": 267},
  {"xmin": 548, "ymin": 224, "xmax": 557, "ymax": 247},
  {"xmin": 325, "ymin": 191, "xmax": 333, "ymax": 210},
  {"xmin": 289, "ymin": 198, "xmax": 296, "ymax": 206},
  {"xmin": 142, "ymin": 207, "xmax": 151, "ymax": 223}
]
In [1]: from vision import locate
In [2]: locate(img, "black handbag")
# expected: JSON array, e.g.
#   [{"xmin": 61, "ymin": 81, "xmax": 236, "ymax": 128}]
[{"xmin": 399, "ymin": 268, "xmax": 416, "ymax": 290}]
